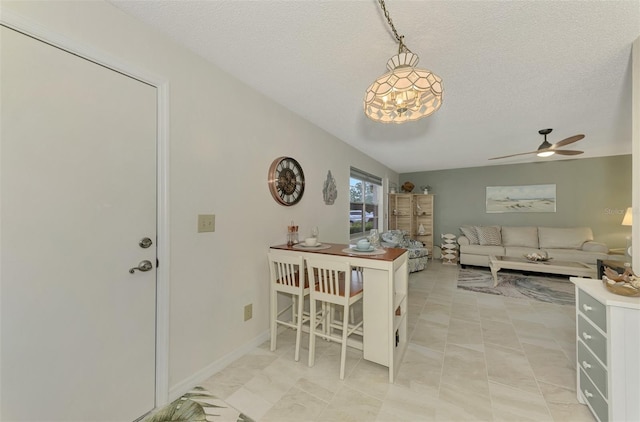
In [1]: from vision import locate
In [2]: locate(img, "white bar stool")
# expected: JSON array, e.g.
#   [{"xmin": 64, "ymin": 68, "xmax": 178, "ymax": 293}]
[
  {"xmin": 268, "ymin": 252, "xmax": 310, "ymax": 361},
  {"xmin": 306, "ymin": 258, "xmax": 364, "ymax": 380}
]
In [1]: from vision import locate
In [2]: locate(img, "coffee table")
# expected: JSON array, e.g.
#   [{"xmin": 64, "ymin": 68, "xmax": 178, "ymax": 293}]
[{"xmin": 488, "ymin": 255, "xmax": 597, "ymax": 287}]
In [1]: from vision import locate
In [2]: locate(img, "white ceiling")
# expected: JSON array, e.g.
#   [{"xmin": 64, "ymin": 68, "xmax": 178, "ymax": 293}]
[{"xmin": 109, "ymin": 0, "xmax": 640, "ymax": 173}]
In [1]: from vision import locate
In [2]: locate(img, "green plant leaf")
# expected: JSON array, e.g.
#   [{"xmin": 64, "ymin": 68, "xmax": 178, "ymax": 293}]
[{"xmin": 145, "ymin": 398, "xmax": 207, "ymax": 422}]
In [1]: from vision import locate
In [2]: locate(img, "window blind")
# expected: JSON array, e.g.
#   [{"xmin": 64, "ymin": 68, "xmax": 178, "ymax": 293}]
[{"xmin": 350, "ymin": 167, "xmax": 382, "ymax": 185}]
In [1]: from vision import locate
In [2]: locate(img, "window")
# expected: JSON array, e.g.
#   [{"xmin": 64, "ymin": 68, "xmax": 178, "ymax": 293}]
[{"xmin": 349, "ymin": 167, "xmax": 382, "ymax": 238}]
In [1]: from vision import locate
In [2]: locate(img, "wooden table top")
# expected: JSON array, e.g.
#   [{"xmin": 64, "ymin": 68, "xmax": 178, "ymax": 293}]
[{"xmin": 270, "ymin": 243, "xmax": 407, "ymax": 262}]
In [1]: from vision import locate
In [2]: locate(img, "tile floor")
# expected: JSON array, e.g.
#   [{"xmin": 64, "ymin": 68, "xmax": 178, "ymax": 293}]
[{"xmin": 200, "ymin": 261, "xmax": 595, "ymax": 421}]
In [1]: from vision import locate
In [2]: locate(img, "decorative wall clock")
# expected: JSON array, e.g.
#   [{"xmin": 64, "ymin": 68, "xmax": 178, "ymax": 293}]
[{"xmin": 268, "ymin": 156, "xmax": 305, "ymax": 206}]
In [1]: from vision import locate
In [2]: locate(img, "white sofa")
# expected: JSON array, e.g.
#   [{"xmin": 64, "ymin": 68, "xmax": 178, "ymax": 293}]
[{"xmin": 457, "ymin": 225, "xmax": 621, "ymax": 267}]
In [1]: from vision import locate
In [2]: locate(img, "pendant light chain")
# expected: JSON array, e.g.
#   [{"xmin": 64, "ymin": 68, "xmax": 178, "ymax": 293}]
[
  {"xmin": 364, "ymin": 0, "xmax": 443, "ymax": 123},
  {"xmin": 378, "ymin": 0, "xmax": 412, "ymax": 54}
]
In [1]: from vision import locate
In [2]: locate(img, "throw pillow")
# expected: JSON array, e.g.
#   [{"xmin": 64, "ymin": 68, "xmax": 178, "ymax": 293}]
[
  {"xmin": 476, "ymin": 226, "xmax": 502, "ymax": 246},
  {"xmin": 460, "ymin": 225, "xmax": 479, "ymax": 245}
]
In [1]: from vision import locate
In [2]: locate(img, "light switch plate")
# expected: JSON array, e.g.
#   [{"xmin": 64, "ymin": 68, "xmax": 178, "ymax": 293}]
[
  {"xmin": 198, "ymin": 214, "xmax": 215, "ymax": 233},
  {"xmin": 244, "ymin": 304, "xmax": 253, "ymax": 321}
]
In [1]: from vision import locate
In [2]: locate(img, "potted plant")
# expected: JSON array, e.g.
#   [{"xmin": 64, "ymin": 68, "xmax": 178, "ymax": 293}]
[{"xmin": 420, "ymin": 185, "xmax": 432, "ymax": 194}]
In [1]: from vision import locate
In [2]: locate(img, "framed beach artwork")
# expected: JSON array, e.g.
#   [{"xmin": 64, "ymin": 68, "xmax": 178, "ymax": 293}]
[{"xmin": 486, "ymin": 184, "xmax": 556, "ymax": 213}]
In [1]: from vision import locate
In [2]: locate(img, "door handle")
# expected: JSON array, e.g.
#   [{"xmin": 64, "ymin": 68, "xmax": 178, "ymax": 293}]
[{"xmin": 129, "ymin": 260, "xmax": 153, "ymax": 274}]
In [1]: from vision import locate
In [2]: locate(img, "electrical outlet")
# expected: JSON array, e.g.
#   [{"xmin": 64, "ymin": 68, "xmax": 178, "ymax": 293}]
[
  {"xmin": 244, "ymin": 304, "xmax": 253, "ymax": 321},
  {"xmin": 197, "ymin": 214, "xmax": 215, "ymax": 233}
]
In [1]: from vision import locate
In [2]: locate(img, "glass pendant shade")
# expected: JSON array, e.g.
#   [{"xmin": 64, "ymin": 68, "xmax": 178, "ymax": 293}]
[{"xmin": 364, "ymin": 52, "xmax": 443, "ymax": 124}]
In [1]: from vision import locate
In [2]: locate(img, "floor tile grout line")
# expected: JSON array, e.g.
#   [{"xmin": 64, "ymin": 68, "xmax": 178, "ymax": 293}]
[{"xmin": 200, "ymin": 261, "xmax": 593, "ymax": 422}]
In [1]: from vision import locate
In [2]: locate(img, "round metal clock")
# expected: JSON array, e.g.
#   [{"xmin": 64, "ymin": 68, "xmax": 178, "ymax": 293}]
[{"xmin": 268, "ymin": 156, "xmax": 305, "ymax": 206}]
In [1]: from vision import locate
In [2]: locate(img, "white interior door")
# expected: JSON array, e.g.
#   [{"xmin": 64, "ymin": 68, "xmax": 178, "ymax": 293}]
[{"xmin": 1, "ymin": 26, "xmax": 157, "ymax": 421}]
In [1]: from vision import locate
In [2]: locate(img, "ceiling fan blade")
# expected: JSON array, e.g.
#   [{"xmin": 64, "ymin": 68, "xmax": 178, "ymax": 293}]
[
  {"xmin": 488, "ymin": 150, "xmax": 538, "ymax": 160},
  {"xmin": 554, "ymin": 149, "xmax": 583, "ymax": 156},
  {"xmin": 552, "ymin": 134, "xmax": 584, "ymax": 148}
]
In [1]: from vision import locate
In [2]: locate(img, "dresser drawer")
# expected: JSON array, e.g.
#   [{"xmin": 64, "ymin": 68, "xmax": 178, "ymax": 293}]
[
  {"xmin": 578, "ymin": 314, "xmax": 607, "ymax": 363},
  {"xmin": 580, "ymin": 368, "xmax": 608, "ymax": 422},
  {"xmin": 578, "ymin": 289, "xmax": 607, "ymax": 332},
  {"xmin": 578, "ymin": 340, "xmax": 607, "ymax": 398}
]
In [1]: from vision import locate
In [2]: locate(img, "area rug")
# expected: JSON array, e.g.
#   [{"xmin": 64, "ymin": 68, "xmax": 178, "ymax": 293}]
[
  {"xmin": 143, "ymin": 386, "xmax": 253, "ymax": 422},
  {"xmin": 457, "ymin": 267, "xmax": 575, "ymax": 305}
]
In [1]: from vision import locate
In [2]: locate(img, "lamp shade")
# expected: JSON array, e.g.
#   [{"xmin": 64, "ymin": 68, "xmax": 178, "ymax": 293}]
[
  {"xmin": 364, "ymin": 52, "xmax": 443, "ymax": 124},
  {"xmin": 621, "ymin": 207, "xmax": 633, "ymax": 226}
]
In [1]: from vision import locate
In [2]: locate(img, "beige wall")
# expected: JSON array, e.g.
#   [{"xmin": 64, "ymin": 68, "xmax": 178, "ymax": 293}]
[
  {"xmin": 401, "ymin": 155, "xmax": 632, "ymax": 254},
  {"xmin": 0, "ymin": 0, "xmax": 397, "ymax": 397}
]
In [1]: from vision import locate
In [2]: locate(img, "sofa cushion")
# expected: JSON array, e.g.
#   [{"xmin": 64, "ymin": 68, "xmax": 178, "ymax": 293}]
[
  {"xmin": 476, "ymin": 226, "xmax": 502, "ymax": 246},
  {"xmin": 460, "ymin": 244, "xmax": 505, "ymax": 256},
  {"xmin": 381, "ymin": 230, "xmax": 406, "ymax": 247},
  {"xmin": 502, "ymin": 226, "xmax": 538, "ymax": 248},
  {"xmin": 544, "ymin": 248, "xmax": 606, "ymax": 265},
  {"xmin": 538, "ymin": 227, "xmax": 593, "ymax": 249},
  {"xmin": 504, "ymin": 246, "xmax": 544, "ymax": 258},
  {"xmin": 582, "ymin": 241, "xmax": 608, "ymax": 253},
  {"xmin": 460, "ymin": 225, "xmax": 479, "ymax": 245}
]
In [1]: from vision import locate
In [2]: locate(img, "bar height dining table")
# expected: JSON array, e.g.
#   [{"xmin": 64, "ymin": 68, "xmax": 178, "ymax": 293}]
[{"xmin": 269, "ymin": 242, "xmax": 409, "ymax": 382}]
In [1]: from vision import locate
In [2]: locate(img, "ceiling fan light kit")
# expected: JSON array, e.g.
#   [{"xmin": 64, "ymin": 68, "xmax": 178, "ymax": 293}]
[
  {"xmin": 489, "ymin": 128, "xmax": 585, "ymax": 161},
  {"xmin": 536, "ymin": 128, "xmax": 555, "ymax": 157},
  {"xmin": 364, "ymin": 0, "xmax": 443, "ymax": 124},
  {"xmin": 537, "ymin": 151, "xmax": 555, "ymax": 157}
]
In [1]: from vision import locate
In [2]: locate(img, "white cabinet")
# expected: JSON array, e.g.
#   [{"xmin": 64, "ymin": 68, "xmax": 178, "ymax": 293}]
[{"xmin": 571, "ymin": 278, "xmax": 640, "ymax": 422}]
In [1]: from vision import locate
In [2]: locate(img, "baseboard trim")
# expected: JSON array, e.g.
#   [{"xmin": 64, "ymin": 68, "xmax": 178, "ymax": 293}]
[{"xmin": 167, "ymin": 330, "xmax": 270, "ymax": 402}]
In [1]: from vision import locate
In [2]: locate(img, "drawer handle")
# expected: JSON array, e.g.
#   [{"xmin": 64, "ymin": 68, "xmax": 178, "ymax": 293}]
[
  {"xmin": 582, "ymin": 304, "xmax": 593, "ymax": 312},
  {"xmin": 582, "ymin": 361, "xmax": 592, "ymax": 369},
  {"xmin": 582, "ymin": 332, "xmax": 592, "ymax": 341},
  {"xmin": 584, "ymin": 389, "xmax": 594, "ymax": 398}
]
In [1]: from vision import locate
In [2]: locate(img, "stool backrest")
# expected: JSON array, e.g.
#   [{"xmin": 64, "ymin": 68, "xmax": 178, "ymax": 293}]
[
  {"xmin": 305, "ymin": 259, "xmax": 353, "ymax": 300},
  {"xmin": 268, "ymin": 253, "xmax": 305, "ymax": 292}
]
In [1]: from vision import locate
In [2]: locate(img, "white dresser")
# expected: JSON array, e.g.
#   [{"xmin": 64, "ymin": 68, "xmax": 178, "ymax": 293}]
[{"xmin": 570, "ymin": 278, "xmax": 640, "ymax": 422}]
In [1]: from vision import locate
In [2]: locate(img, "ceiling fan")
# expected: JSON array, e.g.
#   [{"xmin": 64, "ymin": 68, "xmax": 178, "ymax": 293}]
[{"xmin": 489, "ymin": 129, "xmax": 584, "ymax": 160}]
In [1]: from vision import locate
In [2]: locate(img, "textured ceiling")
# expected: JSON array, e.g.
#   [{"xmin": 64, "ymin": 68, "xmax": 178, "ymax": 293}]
[{"xmin": 109, "ymin": 0, "xmax": 640, "ymax": 173}]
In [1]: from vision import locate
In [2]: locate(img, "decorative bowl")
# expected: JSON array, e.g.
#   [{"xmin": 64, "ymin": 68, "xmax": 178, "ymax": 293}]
[
  {"xmin": 524, "ymin": 253, "xmax": 551, "ymax": 262},
  {"xmin": 602, "ymin": 276, "xmax": 640, "ymax": 297}
]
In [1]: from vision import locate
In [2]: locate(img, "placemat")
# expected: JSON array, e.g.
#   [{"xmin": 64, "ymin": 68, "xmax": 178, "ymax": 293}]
[
  {"xmin": 341, "ymin": 247, "xmax": 386, "ymax": 256},
  {"xmin": 293, "ymin": 243, "xmax": 331, "ymax": 250}
]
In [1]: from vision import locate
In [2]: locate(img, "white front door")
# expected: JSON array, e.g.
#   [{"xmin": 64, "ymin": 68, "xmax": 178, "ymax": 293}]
[{"xmin": 1, "ymin": 26, "xmax": 157, "ymax": 421}]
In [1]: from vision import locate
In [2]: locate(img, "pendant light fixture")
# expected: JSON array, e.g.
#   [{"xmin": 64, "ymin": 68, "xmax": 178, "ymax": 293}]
[{"xmin": 364, "ymin": 0, "xmax": 443, "ymax": 124}]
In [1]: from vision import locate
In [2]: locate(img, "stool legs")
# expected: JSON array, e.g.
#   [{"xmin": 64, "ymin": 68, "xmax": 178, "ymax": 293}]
[
  {"xmin": 308, "ymin": 296, "xmax": 317, "ymax": 368},
  {"xmin": 339, "ymin": 305, "xmax": 350, "ymax": 379},
  {"xmin": 294, "ymin": 294, "xmax": 304, "ymax": 362},
  {"xmin": 270, "ymin": 287, "xmax": 278, "ymax": 353}
]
